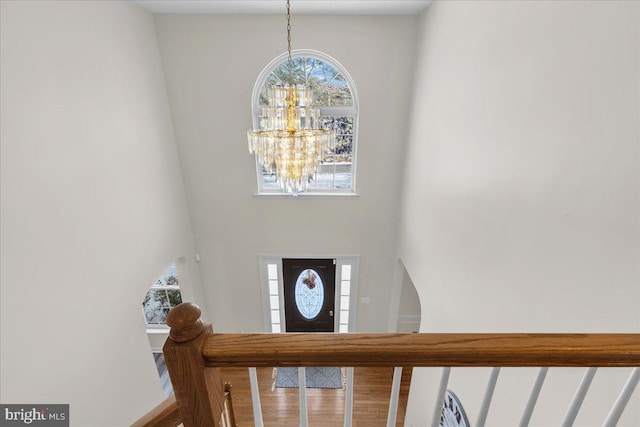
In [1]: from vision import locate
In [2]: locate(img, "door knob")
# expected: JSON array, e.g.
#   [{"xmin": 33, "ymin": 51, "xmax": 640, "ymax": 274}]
[{"xmin": 329, "ymin": 310, "xmax": 334, "ymax": 316}]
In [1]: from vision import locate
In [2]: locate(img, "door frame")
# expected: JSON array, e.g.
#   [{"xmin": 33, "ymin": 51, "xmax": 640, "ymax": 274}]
[
  {"xmin": 282, "ymin": 258, "xmax": 336, "ymax": 332},
  {"xmin": 258, "ymin": 255, "xmax": 359, "ymax": 333}
]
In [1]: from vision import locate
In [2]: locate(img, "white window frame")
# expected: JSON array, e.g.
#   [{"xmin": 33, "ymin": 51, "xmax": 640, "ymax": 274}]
[
  {"xmin": 143, "ymin": 262, "xmax": 184, "ymax": 331},
  {"xmin": 258, "ymin": 255, "xmax": 360, "ymax": 333},
  {"xmin": 251, "ymin": 49, "xmax": 360, "ymax": 196}
]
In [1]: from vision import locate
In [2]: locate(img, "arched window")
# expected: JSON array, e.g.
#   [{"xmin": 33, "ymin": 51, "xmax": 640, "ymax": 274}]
[{"xmin": 252, "ymin": 50, "xmax": 358, "ymax": 194}]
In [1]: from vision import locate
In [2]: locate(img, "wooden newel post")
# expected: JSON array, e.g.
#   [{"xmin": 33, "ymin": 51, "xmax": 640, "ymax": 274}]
[{"xmin": 163, "ymin": 303, "xmax": 225, "ymax": 427}]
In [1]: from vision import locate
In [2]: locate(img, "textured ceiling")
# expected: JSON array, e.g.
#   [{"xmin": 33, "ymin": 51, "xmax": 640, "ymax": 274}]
[{"xmin": 132, "ymin": 0, "xmax": 432, "ymax": 15}]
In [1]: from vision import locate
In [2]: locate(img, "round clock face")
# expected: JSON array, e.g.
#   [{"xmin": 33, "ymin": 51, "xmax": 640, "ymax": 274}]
[{"xmin": 440, "ymin": 390, "xmax": 470, "ymax": 427}]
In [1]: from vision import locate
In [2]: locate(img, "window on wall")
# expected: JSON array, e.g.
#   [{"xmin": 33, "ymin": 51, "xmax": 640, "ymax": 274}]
[
  {"xmin": 266, "ymin": 263, "xmax": 282, "ymax": 333},
  {"xmin": 252, "ymin": 50, "xmax": 358, "ymax": 194},
  {"xmin": 338, "ymin": 264, "xmax": 352, "ymax": 333},
  {"xmin": 142, "ymin": 264, "xmax": 183, "ymax": 326}
]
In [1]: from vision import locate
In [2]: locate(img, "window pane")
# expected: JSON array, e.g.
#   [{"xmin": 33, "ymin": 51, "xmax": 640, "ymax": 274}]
[
  {"xmin": 263, "ymin": 58, "xmax": 353, "ymax": 107},
  {"xmin": 267, "ymin": 264, "xmax": 278, "ymax": 280},
  {"xmin": 341, "ymin": 281, "xmax": 351, "ymax": 296},
  {"xmin": 271, "ymin": 310, "xmax": 280, "ymax": 324},
  {"xmin": 311, "ymin": 168, "xmax": 335, "ymax": 190},
  {"xmin": 318, "ymin": 117, "xmax": 355, "ymax": 191},
  {"xmin": 262, "ymin": 167, "xmax": 279, "ymax": 190},
  {"xmin": 269, "ymin": 280, "xmax": 279, "ymax": 295},
  {"xmin": 340, "ymin": 310, "xmax": 349, "ymax": 324},
  {"xmin": 294, "ymin": 269, "xmax": 324, "ymax": 320},
  {"xmin": 272, "ymin": 323, "xmax": 281, "ymax": 333},
  {"xmin": 155, "ymin": 264, "xmax": 179, "ymax": 287},
  {"xmin": 334, "ymin": 135, "xmax": 353, "ymax": 164},
  {"xmin": 270, "ymin": 295, "xmax": 280, "ymax": 310},
  {"xmin": 339, "ymin": 324, "xmax": 349, "ymax": 333},
  {"xmin": 145, "ymin": 289, "xmax": 169, "ymax": 308},
  {"xmin": 335, "ymin": 165, "xmax": 352, "ymax": 190},
  {"xmin": 341, "ymin": 296, "xmax": 350, "ymax": 310},
  {"xmin": 341, "ymin": 265, "xmax": 352, "ymax": 281},
  {"xmin": 322, "ymin": 117, "xmax": 353, "ymax": 134},
  {"xmin": 166, "ymin": 289, "xmax": 183, "ymax": 307},
  {"xmin": 321, "ymin": 116, "xmax": 353, "ymax": 163},
  {"xmin": 145, "ymin": 307, "xmax": 170, "ymax": 324},
  {"xmin": 164, "ymin": 274, "xmax": 179, "ymax": 287},
  {"xmin": 142, "ymin": 291, "xmax": 152, "ymax": 307}
]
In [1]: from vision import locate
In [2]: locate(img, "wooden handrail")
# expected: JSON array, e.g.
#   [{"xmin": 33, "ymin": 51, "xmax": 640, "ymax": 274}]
[
  {"xmin": 136, "ymin": 303, "xmax": 640, "ymax": 427},
  {"xmin": 131, "ymin": 395, "xmax": 182, "ymax": 427},
  {"xmin": 202, "ymin": 333, "xmax": 640, "ymax": 368}
]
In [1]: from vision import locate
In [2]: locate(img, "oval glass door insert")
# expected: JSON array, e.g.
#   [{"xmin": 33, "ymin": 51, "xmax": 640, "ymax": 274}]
[{"xmin": 294, "ymin": 269, "xmax": 325, "ymax": 319}]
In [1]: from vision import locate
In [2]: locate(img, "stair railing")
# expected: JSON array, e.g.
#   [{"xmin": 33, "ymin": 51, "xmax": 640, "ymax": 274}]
[{"xmin": 132, "ymin": 302, "xmax": 640, "ymax": 427}]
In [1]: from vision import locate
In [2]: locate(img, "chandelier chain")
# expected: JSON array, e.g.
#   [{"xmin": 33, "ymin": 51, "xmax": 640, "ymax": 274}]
[
  {"xmin": 247, "ymin": 0, "xmax": 335, "ymax": 194},
  {"xmin": 286, "ymin": 0, "xmax": 292, "ymax": 63}
]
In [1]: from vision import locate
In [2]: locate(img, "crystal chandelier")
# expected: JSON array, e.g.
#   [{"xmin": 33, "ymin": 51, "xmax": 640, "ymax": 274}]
[{"xmin": 247, "ymin": 0, "xmax": 335, "ymax": 195}]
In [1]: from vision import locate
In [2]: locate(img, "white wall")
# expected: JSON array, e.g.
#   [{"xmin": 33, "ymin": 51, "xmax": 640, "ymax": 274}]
[
  {"xmin": 396, "ymin": 266, "xmax": 421, "ymax": 333},
  {"xmin": 154, "ymin": 14, "xmax": 418, "ymax": 333},
  {"xmin": 400, "ymin": 1, "xmax": 639, "ymax": 425},
  {"xmin": 0, "ymin": 1, "xmax": 202, "ymax": 425}
]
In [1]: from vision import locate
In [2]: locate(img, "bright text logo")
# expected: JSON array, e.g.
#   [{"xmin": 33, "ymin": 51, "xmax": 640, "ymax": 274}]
[{"xmin": 0, "ymin": 405, "xmax": 68, "ymax": 426}]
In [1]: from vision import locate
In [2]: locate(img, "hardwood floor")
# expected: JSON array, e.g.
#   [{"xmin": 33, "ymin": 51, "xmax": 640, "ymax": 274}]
[
  {"xmin": 153, "ymin": 353, "xmax": 410, "ymax": 425},
  {"xmin": 220, "ymin": 367, "xmax": 412, "ymax": 427},
  {"xmin": 153, "ymin": 352, "xmax": 174, "ymax": 398}
]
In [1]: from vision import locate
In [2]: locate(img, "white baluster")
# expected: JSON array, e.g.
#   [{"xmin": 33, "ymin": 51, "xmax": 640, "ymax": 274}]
[
  {"xmin": 430, "ymin": 367, "xmax": 451, "ymax": 427},
  {"xmin": 475, "ymin": 367, "xmax": 500, "ymax": 427},
  {"xmin": 298, "ymin": 367, "xmax": 309, "ymax": 427},
  {"xmin": 386, "ymin": 367, "xmax": 403, "ymax": 427},
  {"xmin": 248, "ymin": 367, "xmax": 264, "ymax": 427},
  {"xmin": 518, "ymin": 367, "xmax": 548, "ymax": 427},
  {"xmin": 344, "ymin": 367, "xmax": 354, "ymax": 427},
  {"xmin": 560, "ymin": 367, "xmax": 597, "ymax": 427},
  {"xmin": 602, "ymin": 368, "xmax": 640, "ymax": 427}
]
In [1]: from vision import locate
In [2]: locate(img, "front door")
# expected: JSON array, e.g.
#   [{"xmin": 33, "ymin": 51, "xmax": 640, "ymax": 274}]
[{"xmin": 282, "ymin": 258, "xmax": 335, "ymax": 332}]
